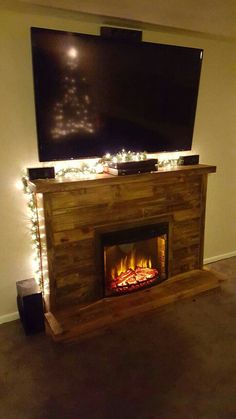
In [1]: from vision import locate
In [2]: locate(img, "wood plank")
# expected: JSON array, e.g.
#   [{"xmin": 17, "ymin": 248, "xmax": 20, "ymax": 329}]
[
  {"xmin": 46, "ymin": 269, "xmax": 223, "ymax": 342},
  {"xmin": 53, "ymin": 226, "xmax": 94, "ymax": 245},
  {"xmin": 55, "ymin": 264, "xmax": 96, "ymax": 288},
  {"xmin": 42, "ymin": 194, "xmax": 56, "ymax": 311},
  {"xmin": 50, "ymin": 186, "xmax": 112, "ymax": 211},
  {"xmin": 45, "ymin": 312, "xmax": 64, "ymax": 336},
  {"xmin": 172, "ymin": 219, "xmax": 201, "ymax": 250},
  {"xmin": 50, "ymin": 181, "xmax": 202, "ymax": 233},
  {"xmin": 199, "ymin": 173, "xmax": 208, "ymax": 267},
  {"xmin": 53, "ymin": 239, "xmax": 95, "ymax": 274},
  {"xmin": 29, "ymin": 165, "xmax": 216, "ymax": 193},
  {"xmin": 55, "ymin": 278, "xmax": 102, "ymax": 309}
]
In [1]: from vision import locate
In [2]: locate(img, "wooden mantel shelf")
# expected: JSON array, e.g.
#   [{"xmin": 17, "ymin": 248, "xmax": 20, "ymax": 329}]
[{"xmin": 29, "ymin": 164, "xmax": 216, "ymax": 193}]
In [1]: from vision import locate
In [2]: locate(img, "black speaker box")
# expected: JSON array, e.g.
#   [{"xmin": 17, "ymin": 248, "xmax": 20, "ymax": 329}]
[
  {"xmin": 16, "ymin": 278, "xmax": 45, "ymax": 335},
  {"xmin": 178, "ymin": 155, "xmax": 199, "ymax": 166},
  {"xmin": 106, "ymin": 158, "xmax": 158, "ymax": 176},
  {"xmin": 27, "ymin": 167, "xmax": 55, "ymax": 181},
  {"xmin": 100, "ymin": 26, "xmax": 142, "ymax": 42},
  {"xmin": 108, "ymin": 158, "xmax": 158, "ymax": 170}
]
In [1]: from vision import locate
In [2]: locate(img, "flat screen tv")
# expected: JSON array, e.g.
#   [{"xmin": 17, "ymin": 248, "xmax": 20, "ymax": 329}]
[{"xmin": 31, "ymin": 27, "xmax": 203, "ymax": 162}]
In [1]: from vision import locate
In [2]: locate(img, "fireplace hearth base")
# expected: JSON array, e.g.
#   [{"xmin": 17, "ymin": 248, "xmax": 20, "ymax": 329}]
[{"xmin": 45, "ymin": 269, "xmax": 224, "ymax": 343}]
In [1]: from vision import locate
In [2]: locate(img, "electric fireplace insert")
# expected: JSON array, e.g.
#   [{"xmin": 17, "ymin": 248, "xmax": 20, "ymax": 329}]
[{"xmin": 102, "ymin": 222, "xmax": 168, "ymax": 297}]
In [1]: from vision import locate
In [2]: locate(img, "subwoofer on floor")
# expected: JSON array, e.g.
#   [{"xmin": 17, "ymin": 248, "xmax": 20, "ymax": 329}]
[{"xmin": 16, "ymin": 278, "xmax": 45, "ymax": 335}]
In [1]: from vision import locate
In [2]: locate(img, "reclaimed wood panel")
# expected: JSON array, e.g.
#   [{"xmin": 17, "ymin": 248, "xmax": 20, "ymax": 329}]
[
  {"xmin": 32, "ymin": 165, "xmax": 216, "ymax": 312},
  {"xmin": 54, "ymin": 239, "xmax": 94, "ymax": 270},
  {"xmin": 53, "ymin": 226, "xmax": 94, "ymax": 245},
  {"xmin": 172, "ymin": 219, "xmax": 201, "ymax": 248},
  {"xmin": 50, "ymin": 186, "xmax": 112, "ymax": 210},
  {"xmin": 55, "ymin": 277, "xmax": 102, "ymax": 309}
]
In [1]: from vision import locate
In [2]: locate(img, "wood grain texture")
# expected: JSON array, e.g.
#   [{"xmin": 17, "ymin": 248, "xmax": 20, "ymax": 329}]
[
  {"xmin": 44, "ymin": 269, "xmax": 223, "ymax": 343},
  {"xmin": 29, "ymin": 165, "xmax": 216, "ymax": 193},
  {"xmin": 32, "ymin": 165, "xmax": 216, "ymax": 312}
]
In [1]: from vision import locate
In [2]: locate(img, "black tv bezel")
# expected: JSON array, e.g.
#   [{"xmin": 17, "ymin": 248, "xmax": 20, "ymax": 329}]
[{"xmin": 30, "ymin": 27, "xmax": 203, "ymax": 162}]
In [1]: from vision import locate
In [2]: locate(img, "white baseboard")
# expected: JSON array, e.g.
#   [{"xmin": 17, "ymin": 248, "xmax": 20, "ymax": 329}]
[
  {"xmin": 204, "ymin": 251, "xmax": 236, "ymax": 265},
  {"xmin": 0, "ymin": 311, "xmax": 19, "ymax": 325}
]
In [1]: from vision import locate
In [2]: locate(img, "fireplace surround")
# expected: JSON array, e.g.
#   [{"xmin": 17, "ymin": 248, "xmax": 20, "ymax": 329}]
[
  {"xmin": 29, "ymin": 164, "xmax": 219, "ymax": 341},
  {"xmin": 100, "ymin": 221, "xmax": 168, "ymax": 297}
]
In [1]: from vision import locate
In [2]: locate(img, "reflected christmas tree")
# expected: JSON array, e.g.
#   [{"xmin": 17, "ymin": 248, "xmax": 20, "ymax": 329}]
[{"xmin": 51, "ymin": 47, "xmax": 95, "ymax": 140}]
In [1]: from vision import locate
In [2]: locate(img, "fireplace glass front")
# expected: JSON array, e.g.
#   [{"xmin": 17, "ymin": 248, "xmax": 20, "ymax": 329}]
[{"xmin": 102, "ymin": 223, "xmax": 168, "ymax": 297}]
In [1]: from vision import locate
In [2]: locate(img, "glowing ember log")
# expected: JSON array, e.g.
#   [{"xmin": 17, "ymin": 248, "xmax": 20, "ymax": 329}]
[
  {"xmin": 135, "ymin": 274, "xmax": 147, "ymax": 282},
  {"xmin": 113, "ymin": 266, "xmax": 158, "ymax": 290},
  {"xmin": 135, "ymin": 267, "xmax": 158, "ymax": 279},
  {"xmin": 116, "ymin": 268, "xmax": 136, "ymax": 286}
]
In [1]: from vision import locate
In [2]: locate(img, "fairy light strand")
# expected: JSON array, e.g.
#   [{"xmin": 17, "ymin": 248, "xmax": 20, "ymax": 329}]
[
  {"xmin": 22, "ymin": 176, "xmax": 43, "ymax": 288},
  {"xmin": 21, "ymin": 150, "xmax": 180, "ymax": 292}
]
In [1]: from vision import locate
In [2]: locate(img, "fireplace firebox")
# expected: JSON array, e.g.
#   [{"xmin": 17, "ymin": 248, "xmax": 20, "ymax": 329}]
[{"xmin": 102, "ymin": 223, "xmax": 168, "ymax": 297}]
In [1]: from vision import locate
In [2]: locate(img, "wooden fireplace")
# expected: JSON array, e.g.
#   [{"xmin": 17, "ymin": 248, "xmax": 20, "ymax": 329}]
[{"xmin": 29, "ymin": 164, "xmax": 220, "ymax": 342}]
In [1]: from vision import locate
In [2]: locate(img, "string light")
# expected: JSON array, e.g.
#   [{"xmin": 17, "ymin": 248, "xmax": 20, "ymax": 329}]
[
  {"xmin": 21, "ymin": 150, "xmax": 180, "ymax": 294},
  {"xmin": 99, "ymin": 150, "xmax": 148, "ymax": 165},
  {"xmin": 158, "ymin": 158, "xmax": 179, "ymax": 168},
  {"xmin": 21, "ymin": 175, "xmax": 43, "ymax": 289},
  {"xmin": 56, "ymin": 161, "xmax": 101, "ymax": 178}
]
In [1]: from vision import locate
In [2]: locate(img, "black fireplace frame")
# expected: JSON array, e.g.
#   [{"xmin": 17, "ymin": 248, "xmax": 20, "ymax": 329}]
[{"xmin": 95, "ymin": 216, "xmax": 173, "ymax": 298}]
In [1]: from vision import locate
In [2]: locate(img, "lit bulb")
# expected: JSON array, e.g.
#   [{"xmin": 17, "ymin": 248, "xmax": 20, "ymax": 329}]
[
  {"xmin": 68, "ymin": 47, "xmax": 78, "ymax": 59},
  {"xmin": 16, "ymin": 180, "xmax": 24, "ymax": 191}
]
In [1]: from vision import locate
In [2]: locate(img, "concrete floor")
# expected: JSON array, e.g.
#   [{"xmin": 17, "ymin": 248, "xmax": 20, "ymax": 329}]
[{"xmin": 1, "ymin": 258, "xmax": 236, "ymax": 419}]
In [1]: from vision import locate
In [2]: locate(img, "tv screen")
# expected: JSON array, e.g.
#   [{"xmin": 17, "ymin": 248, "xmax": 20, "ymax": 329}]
[{"xmin": 31, "ymin": 27, "xmax": 203, "ymax": 162}]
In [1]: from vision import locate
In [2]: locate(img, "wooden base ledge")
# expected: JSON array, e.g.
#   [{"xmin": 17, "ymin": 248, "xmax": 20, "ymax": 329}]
[{"xmin": 45, "ymin": 269, "xmax": 224, "ymax": 343}]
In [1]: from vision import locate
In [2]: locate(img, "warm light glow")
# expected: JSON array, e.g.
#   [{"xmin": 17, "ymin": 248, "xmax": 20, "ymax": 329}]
[
  {"xmin": 50, "ymin": 58, "xmax": 96, "ymax": 139},
  {"xmin": 158, "ymin": 152, "xmax": 180, "ymax": 161},
  {"xmin": 21, "ymin": 175, "xmax": 44, "ymax": 290},
  {"xmin": 15, "ymin": 179, "xmax": 24, "ymax": 191},
  {"xmin": 111, "ymin": 249, "xmax": 152, "ymax": 279},
  {"xmin": 68, "ymin": 47, "xmax": 78, "ymax": 58}
]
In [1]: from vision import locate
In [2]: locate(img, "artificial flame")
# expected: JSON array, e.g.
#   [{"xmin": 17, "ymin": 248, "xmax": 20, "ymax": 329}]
[{"xmin": 111, "ymin": 249, "xmax": 152, "ymax": 279}]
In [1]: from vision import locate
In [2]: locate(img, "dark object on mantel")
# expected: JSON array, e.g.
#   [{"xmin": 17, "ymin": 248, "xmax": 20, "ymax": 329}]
[
  {"xmin": 27, "ymin": 167, "xmax": 55, "ymax": 181},
  {"xmin": 178, "ymin": 155, "xmax": 200, "ymax": 166},
  {"xmin": 100, "ymin": 26, "xmax": 142, "ymax": 42},
  {"xmin": 16, "ymin": 278, "xmax": 45, "ymax": 335},
  {"xmin": 107, "ymin": 158, "xmax": 158, "ymax": 176}
]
